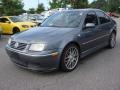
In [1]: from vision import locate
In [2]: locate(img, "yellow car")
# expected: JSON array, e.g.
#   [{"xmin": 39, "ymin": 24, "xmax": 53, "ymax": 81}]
[{"xmin": 0, "ymin": 16, "xmax": 36, "ymax": 34}]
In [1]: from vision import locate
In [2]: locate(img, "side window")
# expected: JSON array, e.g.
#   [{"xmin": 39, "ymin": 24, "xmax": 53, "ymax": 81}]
[
  {"xmin": 96, "ymin": 11, "xmax": 110, "ymax": 24},
  {"xmin": 0, "ymin": 18, "xmax": 9, "ymax": 23},
  {"xmin": 84, "ymin": 11, "xmax": 98, "ymax": 25}
]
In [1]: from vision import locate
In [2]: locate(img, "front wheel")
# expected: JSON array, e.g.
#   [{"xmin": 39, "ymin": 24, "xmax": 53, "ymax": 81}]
[
  {"xmin": 108, "ymin": 32, "xmax": 116, "ymax": 48},
  {"xmin": 13, "ymin": 28, "xmax": 20, "ymax": 34},
  {"xmin": 60, "ymin": 44, "xmax": 80, "ymax": 72}
]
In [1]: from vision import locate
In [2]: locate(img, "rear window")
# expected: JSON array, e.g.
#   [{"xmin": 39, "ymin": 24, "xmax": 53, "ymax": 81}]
[{"xmin": 96, "ymin": 11, "xmax": 110, "ymax": 24}]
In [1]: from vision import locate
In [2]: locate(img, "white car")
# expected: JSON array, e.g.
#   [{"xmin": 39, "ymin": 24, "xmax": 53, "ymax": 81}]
[{"xmin": 38, "ymin": 11, "xmax": 49, "ymax": 25}]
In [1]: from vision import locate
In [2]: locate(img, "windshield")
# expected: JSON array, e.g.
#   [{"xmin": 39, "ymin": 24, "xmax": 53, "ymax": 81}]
[
  {"xmin": 28, "ymin": 15, "xmax": 42, "ymax": 20},
  {"xmin": 41, "ymin": 11, "xmax": 83, "ymax": 28},
  {"xmin": 9, "ymin": 16, "xmax": 25, "ymax": 22}
]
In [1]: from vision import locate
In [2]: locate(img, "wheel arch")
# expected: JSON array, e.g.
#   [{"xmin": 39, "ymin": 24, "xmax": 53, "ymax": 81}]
[
  {"xmin": 13, "ymin": 27, "xmax": 19, "ymax": 30},
  {"xmin": 112, "ymin": 29, "xmax": 117, "ymax": 35},
  {"xmin": 59, "ymin": 41, "xmax": 81, "ymax": 57},
  {"xmin": 110, "ymin": 24, "xmax": 117, "ymax": 35},
  {"xmin": 64, "ymin": 41, "xmax": 81, "ymax": 51}
]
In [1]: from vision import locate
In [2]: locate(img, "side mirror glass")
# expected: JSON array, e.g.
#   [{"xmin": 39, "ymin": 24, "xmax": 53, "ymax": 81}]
[{"xmin": 85, "ymin": 23, "xmax": 95, "ymax": 28}]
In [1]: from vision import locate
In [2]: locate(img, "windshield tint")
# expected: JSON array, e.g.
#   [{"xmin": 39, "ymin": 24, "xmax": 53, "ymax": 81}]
[
  {"xmin": 10, "ymin": 16, "xmax": 24, "ymax": 22},
  {"xmin": 41, "ymin": 11, "xmax": 83, "ymax": 28}
]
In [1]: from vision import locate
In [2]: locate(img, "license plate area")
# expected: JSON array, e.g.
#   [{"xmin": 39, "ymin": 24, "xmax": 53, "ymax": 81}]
[{"xmin": 10, "ymin": 52, "xmax": 28, "ymax": 66}]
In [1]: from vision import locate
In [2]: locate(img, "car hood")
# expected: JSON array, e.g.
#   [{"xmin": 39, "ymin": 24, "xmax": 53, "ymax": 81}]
[
  {"xmin": 12, "ymin": 27, "xmax": 75, "ymax": 43},
  {"xmin": 15, "ymin": 22, "xmax": 36, "ymax": 25}
]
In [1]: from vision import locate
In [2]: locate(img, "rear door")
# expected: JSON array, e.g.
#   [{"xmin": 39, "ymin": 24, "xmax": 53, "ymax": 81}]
[{"xmin": 95, "ymin": 11, "xmax": 112, "ymax": 45}]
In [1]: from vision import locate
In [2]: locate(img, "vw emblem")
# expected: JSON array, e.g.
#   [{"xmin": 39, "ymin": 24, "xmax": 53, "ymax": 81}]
[{"xmin": 14, "ymin": 42, "xmax": 19, "ymax": 48}]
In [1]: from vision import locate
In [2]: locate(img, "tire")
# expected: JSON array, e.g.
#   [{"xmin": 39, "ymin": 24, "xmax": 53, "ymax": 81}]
[
  {"xmin": 13, "ymin": 28, "xmax": 20, "ymax": 34},
  {"xmin": 108, "ymin": 32, "xmax": 116, "ymax": 48},
  {"xmin": 38, "ymin": 23, "xmax": 41, "ymax": 26},
  {"xmin": 60, "ymin": 44, "xmax": 80, "ymax": 72}
]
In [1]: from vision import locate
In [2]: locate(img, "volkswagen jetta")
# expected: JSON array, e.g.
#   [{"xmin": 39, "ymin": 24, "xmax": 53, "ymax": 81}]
[{"xmin": 6, "ymin": 9, "xmax": 117, "ymax": 72}]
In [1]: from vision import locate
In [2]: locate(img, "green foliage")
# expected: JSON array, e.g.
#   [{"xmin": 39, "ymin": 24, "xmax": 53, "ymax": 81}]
[
  {"xmin": 90, "ymin": 0, "xmax": 120, "ymax": 13},
  {"xmin": 70, "ymin": 0, "xmax": 88, "ymax": 9},
  {"xmin": 49, "ymin": 0, "xmax": 88, "ymax": 9},
  {"xmin": 28, "ymin": 8, "xmax": 36, "ymax": 14},
  {"xmin": 90, "ymin": 0, "xmax": 108, "ymax": 11},
  {"xmin": 108, "ymin": 0, "xmax": 120, "ymax": 12},
  {"xmin": 49, "ymin": 0, "xmax": 62, "ymax": 9},
  {"xmin": 36, "ymin": 3, "xmax": 45, "ymax": 13},
  {"xmin": 0, "ymin": 0, "xmax": 24, "ymax": 15}
]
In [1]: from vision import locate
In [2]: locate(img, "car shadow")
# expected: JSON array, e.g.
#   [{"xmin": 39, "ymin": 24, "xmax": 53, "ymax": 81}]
[
  {"xmin": 79, "ymin": 47, "xmax": 109, "ymax": 65},
  {"xmin": 17, "ymin": 48, "xmax": 109, "ymax": 75},
  {"xmin": 12, "ymin": 41, "xmax": 119, "ymax": 76}
]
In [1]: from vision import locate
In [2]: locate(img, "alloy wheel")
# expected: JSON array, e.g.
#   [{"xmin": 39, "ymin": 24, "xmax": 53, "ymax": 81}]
[{"xmin": 64, "ymin": 47, "xmax": 79, "ymax": 70}]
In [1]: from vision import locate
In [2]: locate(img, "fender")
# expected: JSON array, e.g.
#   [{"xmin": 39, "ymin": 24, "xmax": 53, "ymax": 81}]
[
  {"xmin": 109, "ymin": 24, "xmax": 117, "ymax": 34},
  {"xmin": 58, "ymin": 35, "xmax": 80, "ymax": 53}
]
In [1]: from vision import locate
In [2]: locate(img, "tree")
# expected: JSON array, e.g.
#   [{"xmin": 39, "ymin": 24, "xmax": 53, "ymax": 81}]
[
  {"xmin": 90, "ymin": 0, "xmax": 120, "ymax": 12},
  {"xmin": 108, "ymin": 0, "xmax": 120, "ymax": 12},
  {"xmin": 0, "ymin": 0, "xmax": 24, "ymax": 15},
  {"xmin": 28, "ymin": 8, "xmax": 35, "ymax": 14},
  {"xmin": 49, "ymin": 0, "xmax": 88, "ymax": 9},
  {"xmin": 90, "ymin": 0, "xmax": 107, "ymax": 11},
  {"xmin": 49, "ymin": 0, "xmax": 62, "ymax": 9},
  {"xmin": 0, "ymin": 0, "xmax": 3, "ymax": 15},
  {"xmin": 36, "ymin": 3, "xmax": 45, "ymax": 13},
  {"xmin": 70, "ymin": 0, "xmax": 88, "ymax": 9}
]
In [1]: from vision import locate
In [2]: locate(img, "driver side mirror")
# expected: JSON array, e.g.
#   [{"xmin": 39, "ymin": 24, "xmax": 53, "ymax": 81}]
[{"xmin": 85, "ymin": 23, "xmax": 95, "ymax": 28}]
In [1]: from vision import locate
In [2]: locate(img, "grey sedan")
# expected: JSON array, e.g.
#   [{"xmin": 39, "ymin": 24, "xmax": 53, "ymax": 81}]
[{"xmin": 6, "ymin": 9, "xmax": 117, "ymax": 72}]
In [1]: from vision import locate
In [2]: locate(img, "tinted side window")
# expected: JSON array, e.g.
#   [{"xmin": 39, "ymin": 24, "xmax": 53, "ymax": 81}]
[
  {"xmin": 96, "ymin": 11, "xmax": 110, "ymax": 24},
  {"xmin": 0, "ymin": 18, "xmax": 9, "ymax": 23},
  {"xmin": 85, "ymin": 12, "xmax": 98, "ymax": 25}
]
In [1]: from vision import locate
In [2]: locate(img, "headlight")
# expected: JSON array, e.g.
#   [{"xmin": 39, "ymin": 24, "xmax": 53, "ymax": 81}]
[
  {"xmin": 22, "ymin": 25, "xmax": 29, "ymax": 28},
  {"xmin": 8, "ymin": 38, "xmax": 12, "ymax": 45},
  {"xmin": 29, "ymin": 44, "xmax": 45, "ymax": 51}
]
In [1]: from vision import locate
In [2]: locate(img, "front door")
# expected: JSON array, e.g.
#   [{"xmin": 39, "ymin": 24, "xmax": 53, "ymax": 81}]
[
  {"xmin": 80, "ymin": 11, "xmax": 100, "ymax": 52},
  {"xmin": 0, "ymin": 18, "xmax": 12, "ymax": 34}
]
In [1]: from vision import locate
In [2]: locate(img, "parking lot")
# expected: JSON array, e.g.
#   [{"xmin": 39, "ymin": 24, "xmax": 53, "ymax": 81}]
[{"xmin": 0, "ymin": 18, "xmax": 120, "ymax": 90}]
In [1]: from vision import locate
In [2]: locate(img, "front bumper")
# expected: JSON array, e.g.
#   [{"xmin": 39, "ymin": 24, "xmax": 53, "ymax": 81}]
[{"xmin": 6, "ymin": 46, "xmax": 60, "ymax": 71}]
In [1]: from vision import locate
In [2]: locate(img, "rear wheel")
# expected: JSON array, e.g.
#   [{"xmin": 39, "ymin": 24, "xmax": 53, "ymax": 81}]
[
  {"xmin": 13, "ymin": 28, "xmax": 20, "ymax": 34},
  {"xmin": 108, "ymin": 32, "xmax": 116, "ymax": 48},
  {"xmin": 60, "ymin": 44, "xmax": 80, "ymax": 72}
]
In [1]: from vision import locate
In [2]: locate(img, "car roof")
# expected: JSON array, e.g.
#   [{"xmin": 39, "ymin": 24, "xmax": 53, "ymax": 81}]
[
  {"xmin": 62, "ymin": 8, "xmax": 103, "ymax": 12},
  {"xmin": 0, "ymin": 16, "xmax": 17, "ymax": 18}
]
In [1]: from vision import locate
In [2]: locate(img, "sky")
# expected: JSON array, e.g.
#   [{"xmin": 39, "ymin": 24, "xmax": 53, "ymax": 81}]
[{"xmin": 23, "ymin": 0, "xmax": 94, "ymax": 10}]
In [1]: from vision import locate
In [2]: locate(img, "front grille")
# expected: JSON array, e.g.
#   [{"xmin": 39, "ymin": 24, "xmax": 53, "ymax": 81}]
[{"xmin": 10, "ymin": 41, "xmax": 27, "ymax": 51}]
